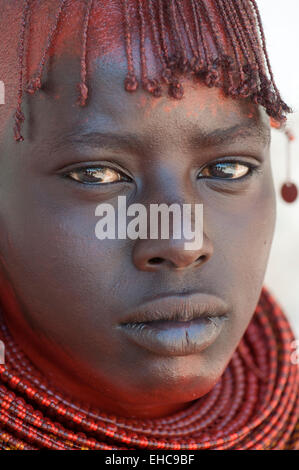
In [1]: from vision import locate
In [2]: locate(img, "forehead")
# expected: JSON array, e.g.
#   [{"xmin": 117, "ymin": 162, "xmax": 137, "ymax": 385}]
[
  {"xmin": 22, "ymin": 51, "xmax": 269, "ymax": 155},
  {"xmin": 1, "ymin": 0, "xmax": 270, "ymax": 147}
]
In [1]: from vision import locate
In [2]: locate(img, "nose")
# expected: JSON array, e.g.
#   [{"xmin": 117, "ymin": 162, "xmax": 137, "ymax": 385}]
[{"xmin": 132, "ymin": 233, "xmax": 213, "ymax": 272}]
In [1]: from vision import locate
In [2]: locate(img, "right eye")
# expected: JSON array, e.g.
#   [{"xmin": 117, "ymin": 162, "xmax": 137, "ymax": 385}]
[
  {"xmin": 65, "ymin": 166, "xmax": 131, "ymax": 185},
  {"xmin": 198, "ymin": 161, "xmax": 253, "ymax": 180}
]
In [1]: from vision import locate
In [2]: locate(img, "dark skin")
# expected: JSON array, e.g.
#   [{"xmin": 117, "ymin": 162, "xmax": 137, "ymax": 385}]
[{"xmin": 0, "ymin": 45, "xmax": 275, "ymax": 418}]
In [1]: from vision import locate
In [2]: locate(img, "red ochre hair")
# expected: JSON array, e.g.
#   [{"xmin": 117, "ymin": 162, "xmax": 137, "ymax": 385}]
[{"xmin": 13, "ymin": 0, "xmax": 291, "ymax": 142}]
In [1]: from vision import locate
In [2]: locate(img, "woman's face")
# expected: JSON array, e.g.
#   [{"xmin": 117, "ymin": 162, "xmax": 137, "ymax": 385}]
[{"xmin": 0, "ymin": 49, "xmax": 275, "ymax": 418}]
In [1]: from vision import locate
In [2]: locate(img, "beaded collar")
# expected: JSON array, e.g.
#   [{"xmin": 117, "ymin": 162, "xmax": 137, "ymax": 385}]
[{"xmin": 0, "ymin": 287, "xmax": 298, "ymax": 450}]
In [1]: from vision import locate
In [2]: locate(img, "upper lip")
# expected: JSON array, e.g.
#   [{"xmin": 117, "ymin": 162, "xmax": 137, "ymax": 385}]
[{"xmin": 119, "ymin": 293, "xmax": 229, "ymax": 325}]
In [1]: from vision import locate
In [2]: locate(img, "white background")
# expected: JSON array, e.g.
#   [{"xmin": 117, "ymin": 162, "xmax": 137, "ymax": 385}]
[{"xmin": 257, "ymin": 0, "xmax": 299, "ymax": 336}]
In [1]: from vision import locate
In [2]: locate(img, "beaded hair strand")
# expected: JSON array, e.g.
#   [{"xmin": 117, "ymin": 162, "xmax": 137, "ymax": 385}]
[
  {"xmin": 15, "ymin": 0, "xmax": 68, "ymax": 141},
  {"xmin": 13, "ymin": 0, "xmax": 291, "ymax": 143},
  {"xmin": 13, "ymin": 0, "xmax": 30, "ymax": 142},
  {"xmin": 77, "ymin": 0, "xmax": 94, "ymax": 107}
]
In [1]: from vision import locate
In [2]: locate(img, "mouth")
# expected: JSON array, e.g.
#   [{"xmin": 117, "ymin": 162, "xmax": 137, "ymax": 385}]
[{"xmin": 117, "ymin": 293, "xmax": 229, "ymax": 357}]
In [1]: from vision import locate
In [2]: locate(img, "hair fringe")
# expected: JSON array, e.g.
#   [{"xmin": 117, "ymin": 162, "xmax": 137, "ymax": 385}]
[{"xmin": 14, "ymin": 0, "xmax": 291, "ymax": 142}]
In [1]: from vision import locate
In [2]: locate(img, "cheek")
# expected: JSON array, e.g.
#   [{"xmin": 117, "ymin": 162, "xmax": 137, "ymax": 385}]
[
  {"xmin": 0, "ymin": 181, "xmax": 131, "ymax": 343},
  {"xmin": 195, "ymin": 169, "xmax": 276, "ymax": 376},
  {"xmin": 205, "ymin": 168, "xmax": 276, "ymax": 339}
]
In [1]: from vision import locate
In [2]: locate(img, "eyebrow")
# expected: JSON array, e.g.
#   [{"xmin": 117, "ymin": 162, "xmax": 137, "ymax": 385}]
[
  {"xmin": 59, "ymin": 131, "xmax": 145, "ymax": 151},
  {"xmin": 52, "ymin": 121, "xmax": 270, "ymax": 153},
  {"xmin": 189, "ymin": 122, "xmax": 270, "ymax": 148}
]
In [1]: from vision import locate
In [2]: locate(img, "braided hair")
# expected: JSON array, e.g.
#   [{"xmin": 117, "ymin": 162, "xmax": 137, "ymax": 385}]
[{"xmin": 11, "ymin": 0, "xmax": 291, "ymax": 142}]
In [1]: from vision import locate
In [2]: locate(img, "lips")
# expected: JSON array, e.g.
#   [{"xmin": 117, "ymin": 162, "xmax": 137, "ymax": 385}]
[{"xmin": 117, "ymin": 293, "xmax": 229, "ymax": 356}]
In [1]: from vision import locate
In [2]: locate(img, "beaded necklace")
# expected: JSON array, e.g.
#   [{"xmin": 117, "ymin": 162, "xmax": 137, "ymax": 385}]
[{"xmin": 0, "ymin": 287, "xmax": 298, "ymax": 450}]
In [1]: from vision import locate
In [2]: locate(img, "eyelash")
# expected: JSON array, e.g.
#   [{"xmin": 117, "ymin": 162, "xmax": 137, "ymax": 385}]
[
  {"xmin": 62, "ymin": 159, "xmax": 261, "ymax": 187},
  {"xmin": 62, "ymin": 165, "xmax": 132, "ymax": 186},
  {"xmin": 197, "ymin": 160, "xmax": 261, "ymax": 182}
]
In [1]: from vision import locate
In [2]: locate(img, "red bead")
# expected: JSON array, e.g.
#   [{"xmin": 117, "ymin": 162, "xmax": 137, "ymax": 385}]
[{"xmin": 281, "ymin": 182, "xmax": 298, "ymax": 203}]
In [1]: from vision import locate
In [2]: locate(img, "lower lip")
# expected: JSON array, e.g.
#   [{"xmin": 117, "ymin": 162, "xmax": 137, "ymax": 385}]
[{"xmin": 119, "ymin": 316, "xmax": 226, "ymax": 356}]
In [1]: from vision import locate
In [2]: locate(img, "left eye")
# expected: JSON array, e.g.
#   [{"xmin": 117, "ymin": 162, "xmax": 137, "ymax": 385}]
[
  {"xmin": 66, "ymin": 167, "xmax": 130, "ymax": 185},
  {"xmin": 198, "ymin": 162, "xmax": 252, "ymax": 180}
]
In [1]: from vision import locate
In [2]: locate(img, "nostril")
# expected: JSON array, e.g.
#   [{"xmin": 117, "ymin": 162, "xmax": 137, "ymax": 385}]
[
  {"xmin": 196, "ymin": 255, "xmax": 206, "ymax": 263},
  {"xmin": 148, "ymin": 257, "xmax": 164, "ymax": 265}
]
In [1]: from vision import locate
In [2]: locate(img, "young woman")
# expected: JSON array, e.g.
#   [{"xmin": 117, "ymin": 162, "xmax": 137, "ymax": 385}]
[{"xmin": 0, "ymin": 0, "xmax": 298, "ymax": 450}]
